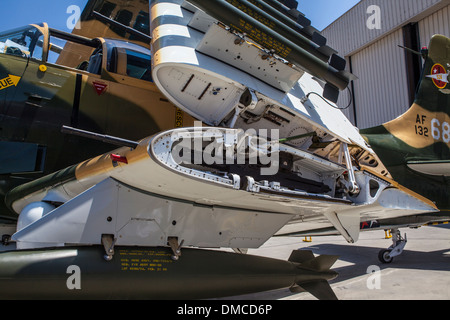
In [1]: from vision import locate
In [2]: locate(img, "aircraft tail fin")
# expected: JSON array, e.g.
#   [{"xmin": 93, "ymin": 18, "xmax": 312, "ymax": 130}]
[
  {"xmin": 288, "ymin": 250, "xmax": 339, "ymax": 300},
  {"xmin": 288, "ymin": 249, "xmax": 315, "ymax": 264},
  {"xmin": 288, "ymin": 250, "xmax": 339, "ymax": 272},
  {"xmin": 414, "ymin": 34, "xmax": 450, "ymax": 114},
  {"xmin": 363, "ymin": 34, "xmax": 450, "ymax": 153},
  {"xmin": 291, "ymin": 280, "xmax": 338, "ymax": 300},
  {"xmin": 296, "ymin": 253, "xmax": 339, "ymax": 272}
]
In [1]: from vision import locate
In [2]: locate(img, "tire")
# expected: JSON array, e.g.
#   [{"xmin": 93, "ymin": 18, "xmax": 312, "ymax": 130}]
[{"xmin": 378, "ymin": 249, "xmax": 393, "ymax": 264}]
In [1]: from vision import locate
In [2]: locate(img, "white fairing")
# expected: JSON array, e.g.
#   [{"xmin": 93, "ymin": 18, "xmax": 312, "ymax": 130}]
[
  {"xmin": 17, "ymin": 202, "xmax": 55, "ymax": 232},
  {"xmin": 12, "ymin": 178, "xmax": 293, "ymax": 250}
]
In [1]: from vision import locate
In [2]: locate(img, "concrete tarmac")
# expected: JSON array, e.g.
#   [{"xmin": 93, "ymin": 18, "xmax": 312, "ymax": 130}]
[{"xmin": 224, "ymin": 224, "xmax": 450, "ymax": 300}]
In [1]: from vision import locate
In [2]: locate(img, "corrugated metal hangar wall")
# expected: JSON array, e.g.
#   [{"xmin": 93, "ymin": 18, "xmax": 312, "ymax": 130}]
[{"xmin": 321, "ymin": 0, "xmax": 450, "ymax": 129}]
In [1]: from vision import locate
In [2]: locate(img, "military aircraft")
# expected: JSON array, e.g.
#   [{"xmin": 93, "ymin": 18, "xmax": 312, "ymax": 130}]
[
  {"xmin": 362, "ymin": 34, "xmax": 449, "ymax": 212},
  {"xmin": 0, "ymin": 1, "xmax": 346, "ymax": 300},
  {"xmin": 0, "ymin": 0, "xmax": 440, "ymax": 299},
  {"xmin": 359, "ymin": 34, "xmax": 450, "ymax": 263},
  {"xmin": 0, "ymin": 22, "xmax": 196, "ymax": 220},
  {"xmin": 277, "ymin": 34, "xmax": 450, "ymax": 264}
]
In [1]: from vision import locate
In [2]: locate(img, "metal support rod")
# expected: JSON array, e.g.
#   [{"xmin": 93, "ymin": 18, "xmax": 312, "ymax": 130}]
[{"xmin": 342, "ymin": 142, "xmax": 360, "ymax": 195}]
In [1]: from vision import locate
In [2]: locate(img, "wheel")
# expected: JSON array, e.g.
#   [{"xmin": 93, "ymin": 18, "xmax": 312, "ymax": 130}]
[{"xmin": 378, "ymin": 249, "xmax": 393, "ymax": 264}]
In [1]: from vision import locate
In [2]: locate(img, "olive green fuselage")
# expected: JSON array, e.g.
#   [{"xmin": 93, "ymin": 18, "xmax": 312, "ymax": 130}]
[
  {"xmin": 0, "ymin": 27, "xmax": 194, "ymax": 220},
  {"xmin": 362, "ymin": 127, "xmax": 449, "ymax": 213}
]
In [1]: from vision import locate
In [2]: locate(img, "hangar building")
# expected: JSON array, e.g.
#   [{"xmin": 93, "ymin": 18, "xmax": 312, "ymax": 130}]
[{"xmin": 321, "ymin": 0, "xmax": 450, "ymax": 128}]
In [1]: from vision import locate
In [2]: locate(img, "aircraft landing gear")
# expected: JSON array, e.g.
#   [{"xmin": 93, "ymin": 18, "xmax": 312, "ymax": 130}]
[{"xmin": 378, "ymin": 229, "xmax": 407, "ymax": 264}]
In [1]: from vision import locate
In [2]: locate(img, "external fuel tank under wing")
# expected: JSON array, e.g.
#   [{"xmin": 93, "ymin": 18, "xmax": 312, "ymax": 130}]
[{"xmin": 0, "ymin": 245, "xmax": 338, "ymax": 300}]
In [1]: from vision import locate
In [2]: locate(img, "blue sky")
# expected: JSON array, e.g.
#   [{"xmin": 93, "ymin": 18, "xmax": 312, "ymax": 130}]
[
  {"xmin": 0, "ymin": 0, "xmax": 88, "ymax": 32},
  {"xmin": 299, "ymin": 0, "xmax": 361, "ymax": 30},
  {"xmin": 0, "ymin": 0, "xmax": 360, "ymax": 33}
]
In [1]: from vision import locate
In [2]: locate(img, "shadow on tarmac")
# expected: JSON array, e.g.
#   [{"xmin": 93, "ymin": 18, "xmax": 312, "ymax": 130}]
[{"xmin": 222, "ymin": 226, "xmax": 450, "ymax": 300}]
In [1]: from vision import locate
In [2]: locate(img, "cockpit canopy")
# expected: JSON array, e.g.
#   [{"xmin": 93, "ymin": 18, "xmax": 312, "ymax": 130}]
[
  {"xmin": 0, "ymin": 24, "xmax": 45, "ymax": 59},
  {"xmin": 0, "ymin": 23, "xmax": 152, "ymax": 82}
]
